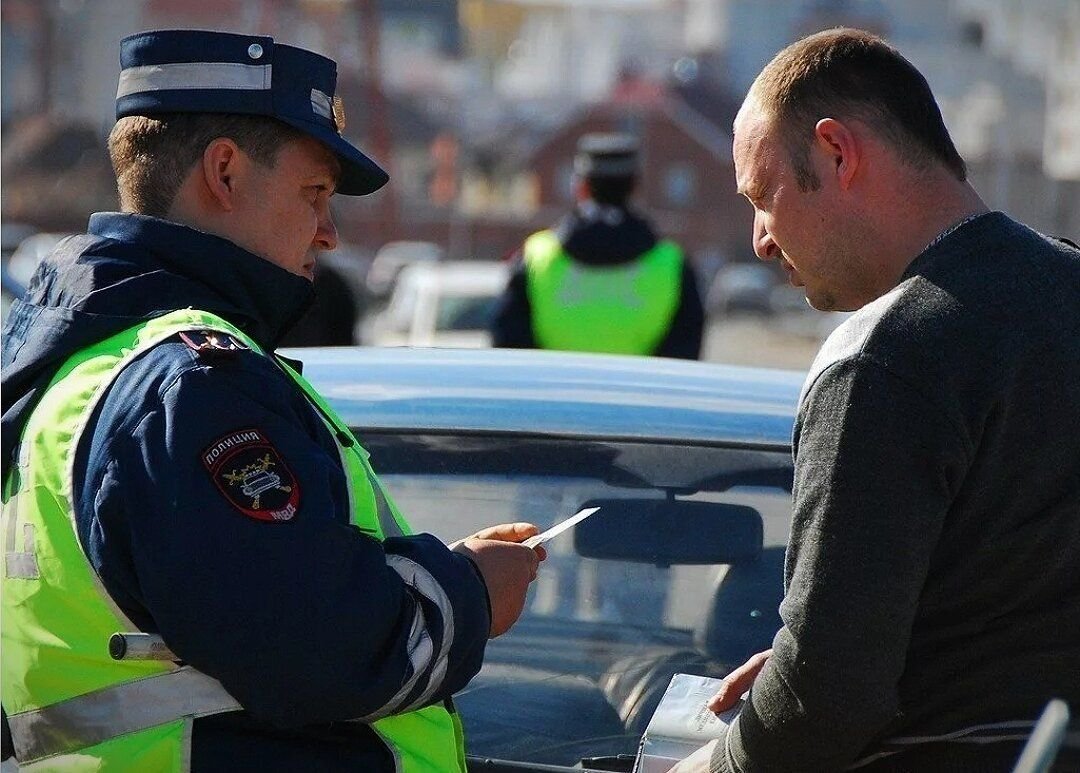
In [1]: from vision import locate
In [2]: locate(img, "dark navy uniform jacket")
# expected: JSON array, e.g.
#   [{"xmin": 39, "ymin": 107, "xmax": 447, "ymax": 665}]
[
  {"xmin": 1, "ymin": 213, "xmax": 491, "ymax": 771},
  {"xmin": 491, "ymin": 204, "xmax": 705, "ymax": 359}
]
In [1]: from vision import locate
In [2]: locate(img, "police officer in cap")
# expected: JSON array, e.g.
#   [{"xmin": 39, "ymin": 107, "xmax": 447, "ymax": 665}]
[
  {"xmin": 492, "ymin": 133, "xmax": 705, "ymax": 358},
  {"xmin": 1, "ymin": 30, "xmax": 543, "ymax": 771}
]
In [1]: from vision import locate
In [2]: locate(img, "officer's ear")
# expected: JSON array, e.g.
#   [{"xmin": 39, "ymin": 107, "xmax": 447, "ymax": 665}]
[{"xmin": 200, "ymin": 138, "xmax": 246, "ymax": 212}]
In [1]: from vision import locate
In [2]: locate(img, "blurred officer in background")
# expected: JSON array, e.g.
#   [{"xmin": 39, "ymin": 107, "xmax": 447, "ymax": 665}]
[
  {"xmin": 492, "ymin": 133, "xmax": 705, "ymax": 359},
  {"xmin": 1, "ymin": 30, "xmax": 542, "ymax": 771}
]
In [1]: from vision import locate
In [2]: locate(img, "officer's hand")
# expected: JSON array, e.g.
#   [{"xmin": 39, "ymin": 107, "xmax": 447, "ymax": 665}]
[
  {"xmin": 452, "ymin": 532, "xmax": 542, "ymax": 638},
  {"xmin": 449, "ymin": 522, "xmax": 547, "ymax": 560}
]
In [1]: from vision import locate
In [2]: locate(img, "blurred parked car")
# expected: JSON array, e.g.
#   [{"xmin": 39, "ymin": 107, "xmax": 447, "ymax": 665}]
[
  {"xmin": 706, "ymin": 263, "xmax": 777, "ymax": 316},
  {"xmin": 361, "ymin": 261, "xmax": 509, "ymax": 348},
  {"xmin": 365, "ymin": 240, "xmax": 445, "ymax": 298},
  {"xmin": 289, "ymin": 346, "xmax": 802, "ymax": 770},
  {"xmin": 7, "ymin": 232, "xmax": 72, "ymax": 288}
]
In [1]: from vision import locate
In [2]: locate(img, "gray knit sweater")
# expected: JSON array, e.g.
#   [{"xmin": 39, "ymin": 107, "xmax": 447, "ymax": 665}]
[{"xmin": 711, "ymin": 212, "xmax": 1080, "ymax": 772}]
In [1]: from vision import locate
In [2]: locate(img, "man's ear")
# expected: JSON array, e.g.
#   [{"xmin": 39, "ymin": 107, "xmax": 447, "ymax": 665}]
[
  {"xmin": 200, "ymin": 138, "xmax": 245, "ymax": 211},
  {"xmin": 814, "ymin": 118, "xmax": 860, "ymax": 191}
]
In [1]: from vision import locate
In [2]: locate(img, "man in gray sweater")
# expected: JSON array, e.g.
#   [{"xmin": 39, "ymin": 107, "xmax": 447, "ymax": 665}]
[{"xmin": 673, "ymin": 27, "xmax": 1080, "ymax": 773}]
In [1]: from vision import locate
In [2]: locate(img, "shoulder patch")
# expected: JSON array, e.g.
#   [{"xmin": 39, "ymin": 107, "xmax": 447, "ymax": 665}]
[
  {"xmin": 202, "ymin": 428, "xmax": 299, "ymax": 522},
  {"xmin": 179, "ymin": 330, "xmax": 248, "ymax": 360}
]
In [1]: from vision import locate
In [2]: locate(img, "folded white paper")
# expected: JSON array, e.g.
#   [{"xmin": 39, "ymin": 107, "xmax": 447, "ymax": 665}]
[{"xmin": 634, "ymin": 673, "xmax": 744, "ymax": 773}]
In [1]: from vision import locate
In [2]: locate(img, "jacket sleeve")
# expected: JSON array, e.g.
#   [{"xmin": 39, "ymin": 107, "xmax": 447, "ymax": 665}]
[
  {"xmin": 79, "ymin": 345, "xmax": 491, "ymax": 729},
  {"xmin": 711, "ymin": 355, "xmax": 969, "ymax": 772},
  {"xmin": 490, "ymin": 256, "xmax": 536, "ymax": 349},
  {"xmin": 654, "ymin": 261, "xmax": 705, "ymax": 360}
]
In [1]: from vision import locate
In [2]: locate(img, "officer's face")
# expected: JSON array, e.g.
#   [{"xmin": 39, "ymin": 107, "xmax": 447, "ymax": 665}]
[{"xmin": 232, "ymin": 136, "xmax": 340, "ymax": 281}]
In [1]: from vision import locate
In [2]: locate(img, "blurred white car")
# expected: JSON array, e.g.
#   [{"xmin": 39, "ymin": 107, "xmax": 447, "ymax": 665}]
[
  {"xmin": 361, "ymin": 261, "xmax": 509, "ymax": 348},
  {"xmin": 364, "ymin": 240, "xmax": 444, "ymax": 298},
  {"xmin": 2, "ymin": 230, "xmax": 71, "ymax": 323}
]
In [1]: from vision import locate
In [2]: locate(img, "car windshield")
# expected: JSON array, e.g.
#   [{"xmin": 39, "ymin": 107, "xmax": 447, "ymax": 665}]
[{"xmin": 362, "ymin": 430, "xmax": 793, "ymax": 768}]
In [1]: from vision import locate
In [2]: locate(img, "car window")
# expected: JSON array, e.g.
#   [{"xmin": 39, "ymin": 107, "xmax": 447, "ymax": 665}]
[
  {"xmin": 437, "ymin": 295, "xmax": 498, "ymax": 331},
  {"xmin": 363, "ymin": 431, "xmax": 793, "ymax": 767}
]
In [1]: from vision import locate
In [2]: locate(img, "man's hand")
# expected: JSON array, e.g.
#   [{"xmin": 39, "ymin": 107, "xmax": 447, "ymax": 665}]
[
  {"xmin": 665, "ymin": 651, "xmax": 770, "ymax": 772},
  {"xmin": 708, "ymin": 649, "xmax": 772, "ymax": 713},
  {"xmin": 666, "ymin": 739, "xmax": 717, "ymax": 772},
  {"xmin": 451, "ymin": 522, "xmax": 546, "ymax": 638}
]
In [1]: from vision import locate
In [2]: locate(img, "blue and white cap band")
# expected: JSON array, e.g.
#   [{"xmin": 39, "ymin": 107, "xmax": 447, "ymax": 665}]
[
  {"xmin": 115, "ymin": 30, "xmax": 387, "ymax": 196},
  {"xmin": 117, "ymin": 62, "xmax": 273, "ymax": 98}
]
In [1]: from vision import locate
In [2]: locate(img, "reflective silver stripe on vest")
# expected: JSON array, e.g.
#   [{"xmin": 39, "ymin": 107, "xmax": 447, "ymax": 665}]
[
  {"xmin": 359, "ymin": 555, "xmax": 455, "ymax": 722},
  {"xmin": 8, "ymin": 666, "xmax": 241, "ymax": 763},
  {"xmin": 5, "ymin": 443, "xmax": 40, "ymax": 579},
  {"xmin": 116, "ymin": 62, "xmax": 272, "ymax": 99},
  {"xmin": 5, "ymin": 506, "xmax": 40, "ymax": 579}
]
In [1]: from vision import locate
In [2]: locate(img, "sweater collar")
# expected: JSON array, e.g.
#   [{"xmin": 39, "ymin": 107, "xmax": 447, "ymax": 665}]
[{"xmin": 901, "ymin": 210, "xmax": 1003, "ymax": 282}]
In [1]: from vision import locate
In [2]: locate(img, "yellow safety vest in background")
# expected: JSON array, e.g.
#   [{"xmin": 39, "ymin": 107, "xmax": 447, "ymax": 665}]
[
  {"xmin": 523, "ymin": 229, "xmax": 683, "ymax": 355},
  {"xmin": 2, "ymin": 309, "xmax": 466, "ymax": 772}
]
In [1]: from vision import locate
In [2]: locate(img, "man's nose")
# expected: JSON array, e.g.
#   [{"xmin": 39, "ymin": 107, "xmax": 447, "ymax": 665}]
[
  {"xmin": 753, "ymin": 213, "xmax": 778, "ymax": 260},
  {"xmin": 316, "ymin": 208, "xmax": 338, "ymax": 252}
]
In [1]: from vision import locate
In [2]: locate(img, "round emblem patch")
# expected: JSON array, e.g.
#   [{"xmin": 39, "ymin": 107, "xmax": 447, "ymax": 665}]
[{"xmin": 202, "ymin": 429, "xmax": 300, "ymax": 522}]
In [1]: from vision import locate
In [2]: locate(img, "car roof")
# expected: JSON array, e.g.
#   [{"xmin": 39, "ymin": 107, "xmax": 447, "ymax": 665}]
[{"xmin": 290, "ymin": 347, "xmax": 804, "ymax": 450}]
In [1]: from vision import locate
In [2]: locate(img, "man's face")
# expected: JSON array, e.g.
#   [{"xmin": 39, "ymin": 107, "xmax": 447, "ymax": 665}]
[
  {"xmin": 732, "ymin": 99, "xmax": 867, "ymax": 312},
  {"xmin": 230, "ymin": 136, "xmax": 340, "ymax": 281}
]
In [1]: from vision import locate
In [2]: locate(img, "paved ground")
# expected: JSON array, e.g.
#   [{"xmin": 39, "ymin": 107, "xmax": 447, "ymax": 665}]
[{"xmin": 702, "ymin": 312, "xmax": 841, "ymax": 372}]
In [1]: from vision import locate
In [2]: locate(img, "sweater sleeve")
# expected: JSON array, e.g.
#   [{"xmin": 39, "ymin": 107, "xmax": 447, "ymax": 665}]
[
  {"xmin": 712, "ymin": 355, "xmax": 970, "ymax": 772},
  {"xmin": 81, "ymin": 347, "xmax": 491, "ymax": 729}
]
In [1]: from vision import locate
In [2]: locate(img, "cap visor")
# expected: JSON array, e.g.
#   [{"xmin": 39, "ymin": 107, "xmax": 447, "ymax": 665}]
[{"xmin": 280, "ymin": 117, "xmax": 389, "ymax": 196}]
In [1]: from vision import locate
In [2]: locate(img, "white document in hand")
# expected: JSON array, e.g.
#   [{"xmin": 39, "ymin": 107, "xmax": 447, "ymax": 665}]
[
  {"xmin": 634, "ymin": 673, "xmax": 744, "ymax": 773},
  {"xmin": 522, "ymin": 506, "xmax": 600, "ymax": 549}
]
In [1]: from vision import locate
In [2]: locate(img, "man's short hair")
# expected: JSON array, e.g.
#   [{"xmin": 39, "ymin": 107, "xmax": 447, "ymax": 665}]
[
  {"xmin": 108, "ymin": 113, "xmax": 304, "ymax": 216},
  {"xmin": 749, "ymin": 28, "xmax": 967, "ymax": 190}
]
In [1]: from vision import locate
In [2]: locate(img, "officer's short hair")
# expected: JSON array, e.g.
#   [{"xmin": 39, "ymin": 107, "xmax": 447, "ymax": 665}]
[
  {"xmin": 108, "ymin": 113, "xmax": 304, "ymax": 217},
  {"xmin": 749, "ymin": 28, "xmax": 967, "ymax": 191}
]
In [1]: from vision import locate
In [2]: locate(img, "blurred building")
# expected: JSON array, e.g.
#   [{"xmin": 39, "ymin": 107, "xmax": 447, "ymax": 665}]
[
  {"xmin": 520, "ymin": 71, "xmax": 747, "ymax": 268},
  {"xmin": 2, "ymin": 0, "xmax": 1075, "ymax": 252}
]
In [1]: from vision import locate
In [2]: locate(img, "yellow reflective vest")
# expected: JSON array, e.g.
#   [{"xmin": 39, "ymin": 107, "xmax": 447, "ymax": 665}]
[
  {"xmin": 524, "ymin": 229, "xmax": 683, "ymax": 355},
  {"xmin": 1, "ymin": 309, "xmax": 466, "ymax": 772}
]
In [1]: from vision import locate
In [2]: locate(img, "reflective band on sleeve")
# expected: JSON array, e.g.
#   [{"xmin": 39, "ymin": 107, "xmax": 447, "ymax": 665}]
[
  {"xmin": 366, "ymin": 466, "xmax": 405, "ymax": 539},
  {"xmin": 116, "ymin": 62, "xmax": 272, "ymax": 98},
  {"xmin": 359, "ymin": 555, "xmax": 455, "ymax": 722},
  {"xmin": 8, "ymin": 666, "xmax": 241, "ymax": 763}
]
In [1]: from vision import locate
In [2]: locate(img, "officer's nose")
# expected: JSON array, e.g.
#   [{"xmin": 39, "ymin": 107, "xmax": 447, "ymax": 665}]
[
  {"xmin": 315, "ymin": 206, "xmax": 338, "ymax": 252},
  {"xmin": 753, "ymin": 212, "xmax": 779, "ymax": 261}
]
